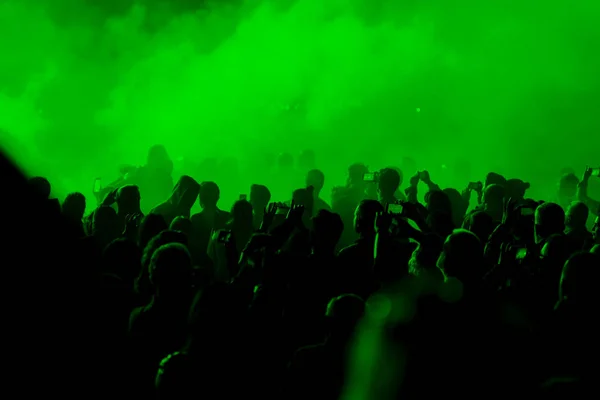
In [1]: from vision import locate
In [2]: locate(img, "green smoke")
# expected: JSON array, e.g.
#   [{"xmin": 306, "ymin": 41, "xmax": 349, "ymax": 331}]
[{"xmin": 1, "ymin": 0, "xmax": 599, "ymax": 204}]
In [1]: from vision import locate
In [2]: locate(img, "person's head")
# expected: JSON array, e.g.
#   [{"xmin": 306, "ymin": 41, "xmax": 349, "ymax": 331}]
[
  {"xmin": 464, "ymin": 211, "xmax": 495, "ymax": 243},
  {"xmin": 250, "ymin": 184, "xmax": 271, "ymax": 212},
  {"xmin": 354, "ymin": 199, "xmax": 384, "ymax": 237},
  {"xmin": 173, "ymin": 176, "xmax": 200, "ymax": 211},
  {"xmin": 62, "ymin": 192, "xmax": 86, "ymax": 221},
  {"xmin": 535, "ymin": 202, "xmax": 566, "ymax": 245},
  {"xmin": 559, "ymin": 251, "xmax": 600, "ymax": 305},
  {"xmin": 541, "ymin": 234, "xmax": 574, "ymax": 277},
  {"xmin": 28, "ymin": 176, "xmax": 51, "ymax": 199},
  {"xmin": 442, "ymin": 188, "xmax": 467, "ymax": 227},
  {"xmin": 558, "ymin": 173, "xmax": 579, "ymax": 202},
  {"xmin": 378, "ymin": 168, "xmax": 401, "ymax": 198},
  {"xmin": 482, "ymin": 184, "xmax": 506, "ymax": 220},
  {"xmin": 147, "ymin": 145, "xmax": 170, "ymax": 168},
  {"xmin": 312, "ymin": 210, "xmax": 344, "ymax": 252},
  {"xmin": 426, "ymin": 190, "xmax": 452, "ymax": 215},
  {"xmin": 484, "ymin": 172, "xmax": 507, "ymax": 188},
  {"xmin": 149, "ymin": 243, "xmax": 193, "ymax": 297},
  {"xmin": 199, "ymin": 181, "xmax": 220, "ymax": 209},
  {"xmin": 116, "ymin": 185, "xmax": 141, "ymax": 214},
  {"xmin": 565, "ymin": 201, "xmax": 589, "ymax": 231},
  {"xmin": 326, "ymin": 294, "xmax": 365, "ymax": 339},
  {"xmin": 170, "ymin": 216, "xmax": 192, "ymax": 237},
  {"xmin": 292, "ymin": 187, "xmax": 314, "ymax": 217},
  {"xmin": 505, "ymin": 179, "xmax": 530, "ymax": 202},
  {"xmin": 306, "ymin": 169, "xmax": 325, "ymax": 194},
  {"xmin": 92, "ymin": 206, "xmax": 120, "ymax": 242},
  {"xmin": 138, "ymin": 213, "xmax": 168, "ymax": 250},
  {"xmin": 231, "ymin": 200, "xmax": 253, "ymax": 228},
  {"xmin": 409, "ymin": 233, "xmax": 444, "ymax": 280},
  {"xmin": 347, "ymin": 163, "xmax": 368, "ymax": 187},
  {"xmin": 437, "ymin": 229, "xmax": 483, "ymax": 284}
]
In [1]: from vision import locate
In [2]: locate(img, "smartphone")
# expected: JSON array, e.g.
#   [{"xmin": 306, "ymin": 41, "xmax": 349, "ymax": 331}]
[
  {"xmin": 515, "ymin": 248, "xmax": 528, "ymax": 260},
  {"xmin": 468, "ymin": 181, "xmax": 482, "ymax": 191},
  {"xmin": 592, "ymin": 168, "xmax": 600, "ymax": 177},
  {"xmin": 388, "ymin": 203, "xmax": 403, "ymax": 214},
  {"xmin": 93, "ymin": 178, "xmax": 102, "ymax": 194},
  {"xmin": 520, "ymin": 207, "xmax": 535, "ymax": 216},
  {"xmin": 217, "ymin": 230, "xmax": 232, "ymax": 244},
  {"xmin": 275, "ymin": 202, "xmax": 290, "ymax": 215},
  {"xmin": 363, "ymin": 172, "xmax": 377, "ymax": 182},
  {"xmin": 239, "ymin": 194, "xmax": 247, "ymax": 201}
]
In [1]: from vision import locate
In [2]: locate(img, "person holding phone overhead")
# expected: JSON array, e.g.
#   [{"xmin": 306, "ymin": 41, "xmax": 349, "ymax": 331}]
[{"xmin": 577, "ymin": 166, "xmax": 600, "ymax": 219}]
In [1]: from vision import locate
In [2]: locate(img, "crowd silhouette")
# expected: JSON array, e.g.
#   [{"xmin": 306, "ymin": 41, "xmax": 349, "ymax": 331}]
[{"xmin": 2, "ymin": 145, "xmax": 599, "ymax": 399}]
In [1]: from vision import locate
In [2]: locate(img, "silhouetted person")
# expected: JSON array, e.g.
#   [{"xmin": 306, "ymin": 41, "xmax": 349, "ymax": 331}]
[
  {"xmin": 437, "ymin": 229, "xmax": 484, "ymax": 289},
  {"xmin": 409, "ymin": 233, "xmax": 444, "ymax": 282},
  {"xmin": 378, "ymin": 167, "xmax": 401, "ymax": 205},
  {"xmin": 337, "ymin": 200, "xmax": 384, "ymax": 298},
  {"xmin": 306, "ymin": 169, "xmax": 331, "ymax": 215},
  {"xmin": 92, "ymin": 206, "xmax": 121, "ymax": 251},
  {"xmin": 535, "ymin": 202, "xmax": 566, "ymax": 246},
  {"xmin": 170, "ymin": 216, "xmax": 192, "ymax": 238},
  {"xmin": 62, "ymin": 192, "xmax": 86, "ymax": 237},
  {"xmin": 557, "ymin": 173, "xmax": 579, "ymax": 211},
  {"xmin": 28, "ymin": 176, "xmax": 51, "ymax": 199},
  {"xmin": 151, "ymin": 175, "xmax": 200, "ymax": 226},
  {"xmin": 129, "ymin": 243, "xmax": 194, "ymax": 398},
  {"xmin": 190, "ymin": 181, "xmax": 231, "ymax": 267},
  {"xmin": 463, "ymin": 210, "xmax": 495, "ymax": 243},
  {"xmin": 156, "ymin": 284, "xmax": 248, "ymax": 400},
  {"xmin": 135, "ymin": 230, "xmax": 188, "ymax": 304},
  {"xmin": 482, "ymin": 184, "xmax": 506, "ymax": 222},
  {"xmin": 208, "ymin": 200, "xmax": 254, "ymax": 281},
  {"xmin": 287, "ymin": 294, "xmax": 366, "ymax": 400},
  {"xmin": 250, "ymin": 184, "xmax": 271, "ymax": 229},
  {"xmin": 565, "ymin": 201, "xmax": 593, "ymax": 250},
  {"xmin": 138, "ymin": 213, "xmax": 168, "ymax": 251}
]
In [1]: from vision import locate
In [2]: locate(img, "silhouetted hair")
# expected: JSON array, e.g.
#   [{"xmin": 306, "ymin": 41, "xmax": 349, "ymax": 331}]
[
  {"xmin": 560, "ymin": 251, "xmax": 600, "ymax": 303},
  {"xmin": 62, "ymin": 192, "xmax": 86, "ymax": 220},
  {"xmin": 306, "ymin": 169, "xmax": 325, "ymax": 189},
  {"xmin": 559, "ymin": 173, "xmax": 579, "ymax": 188},
  {"xmin": 199, "ymin": 181, "xmax": 220, "ymax": 207},
  {"xmin": 484, "ymin": 172, "xmax": 507, "ymax": 188},
  {"xmin": 439, "ymin": 229, "xmax": 483, "ymax": 282},
  {"xmin": 149, "ymin": 243, "xmax": 192, "ymax": 292},
  {"xmin": 348, "ymin": 163, "xmax": 368, "ymax": 183},
  {"xmin": 379, "ymin": 168, "xmax": 401, "ymax": 193},
  {"xmin": 250, "ymin": 184, "xmax": 271, "ymax": 205},
  {"xmin": 29, "ymin": 176, "xmax": 51, "ymax": 199},
  {"xmin": 170, "ymin": 216, "xmax": 192, "ymax": 236},
  {"xmin": 139, "ymin": 213, "xmax": 168, "ymax": 250},
  {"xmin": 566, "ymin": 201, "xmax": 589, "ymax": 229},
  {"xmin": 536, "ymin": 202, "xmax": 566, "ymax": 238},
  {"xmin": 355, "ymin": 199, "xmax": 384, "ymax": 235}
]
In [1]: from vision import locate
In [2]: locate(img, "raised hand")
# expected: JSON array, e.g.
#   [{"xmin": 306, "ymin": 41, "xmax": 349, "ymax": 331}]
[
  {"xmin": 260, "ymin": 203, "xmax": 277, "ymax": 232},
  {"xmin": 286, "ymin": 201, "xmax": 305, "ymax": 227}
]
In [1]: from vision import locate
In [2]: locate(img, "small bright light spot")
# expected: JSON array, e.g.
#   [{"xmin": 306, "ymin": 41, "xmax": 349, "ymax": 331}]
[{"xmin": 416, "ymin": 108, "xmax": 421, "ymax": 112}]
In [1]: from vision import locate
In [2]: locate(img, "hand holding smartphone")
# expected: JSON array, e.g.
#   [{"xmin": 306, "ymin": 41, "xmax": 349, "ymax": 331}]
[{"xmin": 363, "ymin": 172, "xmax": 379, "ymax": 183}]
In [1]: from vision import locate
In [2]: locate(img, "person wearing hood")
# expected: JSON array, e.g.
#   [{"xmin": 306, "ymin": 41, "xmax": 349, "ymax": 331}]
[{"xmin": 150, "ymin": 176, "xmax": 200, "ymax": 226}]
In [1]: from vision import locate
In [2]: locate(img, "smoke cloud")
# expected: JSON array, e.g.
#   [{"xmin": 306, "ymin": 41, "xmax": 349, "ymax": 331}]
[{"xmin": 1, "ymin": 0, "xmax": 599, "ymax": 198}]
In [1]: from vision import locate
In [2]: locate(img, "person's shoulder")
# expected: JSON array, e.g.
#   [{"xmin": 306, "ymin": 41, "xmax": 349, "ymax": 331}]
[{"xmin": 337, "ymin": 242, "xmax": 359, "ymax": 257}]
